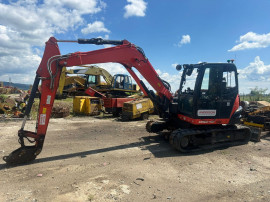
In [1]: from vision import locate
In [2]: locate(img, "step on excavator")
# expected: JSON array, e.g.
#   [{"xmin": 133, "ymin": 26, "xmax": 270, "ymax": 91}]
[{"xmin": 3, "ymin": 37, "xmax": 251, "ymax": 165}]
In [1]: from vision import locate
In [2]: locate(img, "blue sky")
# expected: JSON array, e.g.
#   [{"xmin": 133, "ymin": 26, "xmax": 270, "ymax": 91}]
[{"xmin": 0, "ymin": 0, "xmax": 270, "ymax": 93}]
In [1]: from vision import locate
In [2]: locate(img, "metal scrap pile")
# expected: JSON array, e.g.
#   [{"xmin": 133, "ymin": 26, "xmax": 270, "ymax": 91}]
[
  {"xmin": 0, "ymin": 86, "xmax": 21, "ymax": 94},
  {"xmin": 51, "ymin": 103, "xmax": 70, "ymax": 118},
  {"xmin": 241, "ymin": 100, "xmax": 270, "ymax": 141},
  {"xmin": 0, "ymin": 92, "xmax": 29, "ymax": 118}
]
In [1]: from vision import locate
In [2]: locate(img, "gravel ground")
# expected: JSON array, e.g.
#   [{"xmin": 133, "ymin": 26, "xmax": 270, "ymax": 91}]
[{"xmin": 0, "ymin": 116, "xmax": 269, "ymax": 202}]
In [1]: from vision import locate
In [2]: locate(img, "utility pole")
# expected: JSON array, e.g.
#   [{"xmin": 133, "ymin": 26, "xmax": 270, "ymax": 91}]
[{"xmin": 9, "ymin": 77, "xmax": 11, "ymax": 87}]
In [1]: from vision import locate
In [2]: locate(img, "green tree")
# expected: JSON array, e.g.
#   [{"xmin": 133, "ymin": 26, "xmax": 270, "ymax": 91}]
[{"xmin": 249, "ymin": 86, "xmax": 268, "ymax": 101}]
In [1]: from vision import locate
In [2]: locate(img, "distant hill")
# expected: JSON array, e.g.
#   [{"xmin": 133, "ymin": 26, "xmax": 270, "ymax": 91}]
[{"xmin": 1, "ymin": 81, "xmax": 31, "ymax": 91}]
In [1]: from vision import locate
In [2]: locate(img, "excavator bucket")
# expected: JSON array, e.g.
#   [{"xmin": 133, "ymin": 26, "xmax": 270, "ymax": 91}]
[{"xmin": 3, "ymin": 146, "xmax": 39, "ymax": 165}]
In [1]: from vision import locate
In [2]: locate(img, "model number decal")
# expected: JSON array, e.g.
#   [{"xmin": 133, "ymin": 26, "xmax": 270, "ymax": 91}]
[{"xmin": 197, "ymin": 110, "xmax": 216, "ymax": 116}]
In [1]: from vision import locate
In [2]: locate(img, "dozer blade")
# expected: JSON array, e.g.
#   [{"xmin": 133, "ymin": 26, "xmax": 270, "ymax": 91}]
[
  {"xmin": 242, "ymin": 124, "xmax": 262, "ymax": 142},
  {"xmin": 3, "ymin": 146, "xmax": 39, "ymax": 165},
  {"xmin": 249, "ymin": 126, "xmax": 262, "ymax": 142}
]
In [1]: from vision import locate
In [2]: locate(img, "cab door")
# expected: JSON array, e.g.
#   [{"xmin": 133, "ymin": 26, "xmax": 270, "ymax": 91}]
[
  {"xmin": 86, "ymin": 75, "xmax": 98, "ymax": 87},
  {"xmin": 123, "ymin": 75, "xmax": 132, "ymax": 90},
  {"xmin": 113, "ymin": 74, "xmax": 133, "ymax": 90},
  {"xmin": 219, "ymin": 66, "xmax": 238, "ymax": 119},
  {"xmin": 196, "ymin": 66, "xmax": 221, "ymax": 119}
]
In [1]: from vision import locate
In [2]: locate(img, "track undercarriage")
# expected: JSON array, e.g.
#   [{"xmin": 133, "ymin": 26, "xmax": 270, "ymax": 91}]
[
  {"xmin": 169, "ymin": 125, "xmax": 251, "ymax": 152},
  {"xmin": 147, "ymin": 121, "xmax": 252, "ymax": 152}
]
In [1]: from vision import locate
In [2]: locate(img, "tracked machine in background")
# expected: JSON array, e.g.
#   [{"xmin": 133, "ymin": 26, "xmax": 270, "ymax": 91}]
[
  {"xmin": 57, "ymin": 65, "xmax": 140, "ymax": 98},
  {"xmin": 3, "ymin": 37, "xmax": 251, "ymax": 165}
]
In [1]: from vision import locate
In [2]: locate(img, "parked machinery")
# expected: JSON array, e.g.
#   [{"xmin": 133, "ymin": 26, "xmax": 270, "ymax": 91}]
[
  {"xmin": 85, "ymin": 86, "xmax": 138, "ymax": 116},
  {"xmin": 3, "ymin": 37, "xmax": 251, "ymax": 165},
  {"xmin": 241, "ymin": 102, "xmax": 270, "ymax": 141},
  {"xmin": 57, "ymin": 65, "xmax": 140, "ymax": 97},
  {"xmin": 73, "ymin": 96, "xmax": 102, "ymax": 116},
  {"xmin": 121, "ymin": 98, "xmax": 154, "ymax": 121}
]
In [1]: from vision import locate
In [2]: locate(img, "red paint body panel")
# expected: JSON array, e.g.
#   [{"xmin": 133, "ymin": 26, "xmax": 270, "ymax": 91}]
[
  {"xmin": 36, "ymin": 37, "xmax": 61, "ymax": 137},
  {"xmin": 177, "ymin": 95, "xmax": 240, "ymax": 125},
  {"xmin": 177, "ymin": 114, "xmax": 230, "ymax": 125},
  {"xmin": 103, "ymin": 98, "xmax": 135, "ymax": 109},
  {"xmin": 85, "ymin": 87, "xmax": 106, "ymax": 98},
  {"xmin": 230, "ymin": 94, "xmax": 240, "ymax": 118}
]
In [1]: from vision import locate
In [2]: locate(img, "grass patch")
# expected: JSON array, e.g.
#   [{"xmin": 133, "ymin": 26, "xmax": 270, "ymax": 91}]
[
  {"xmin": 240, "ymin": 95, "xmax": 270, "ymax": 102},
  {"xmin": 54, "ymin": 97, "xmax": 73, "ymax": 103},
  {"xmin": 0, "ymin": 94, "xmax": 7, "ymax": 101}
]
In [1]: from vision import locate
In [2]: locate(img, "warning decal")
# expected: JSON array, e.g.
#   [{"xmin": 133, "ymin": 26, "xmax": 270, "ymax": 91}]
[
  {"xmin": 42, "ymin": 107, "xmax": 47, "ymax": 114},
  {"xmin": 40, "ymin": 114, "xmax": 46, "ymax": 125},
  {"xmin": 46, "ymin": 95, "xmax": 51, "ymax": 105},
  {"xmin": 136, "ymin": 103, "xmax": 142, "ymax": 109}
]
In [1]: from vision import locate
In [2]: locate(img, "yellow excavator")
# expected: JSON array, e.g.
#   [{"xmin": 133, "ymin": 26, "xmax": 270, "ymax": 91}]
[
  {"xmin": 56, "ymin": 65, "xmax": 110, "ymax": 97},
  {"xmin": 57, "ymin": 65, "xmax": 140, "ymax": 98}
]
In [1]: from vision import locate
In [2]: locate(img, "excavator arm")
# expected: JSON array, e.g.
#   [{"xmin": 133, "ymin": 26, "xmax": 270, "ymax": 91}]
[{"xmin": 3, "ymin": 37, "xmax": 172, "ymax": 165}]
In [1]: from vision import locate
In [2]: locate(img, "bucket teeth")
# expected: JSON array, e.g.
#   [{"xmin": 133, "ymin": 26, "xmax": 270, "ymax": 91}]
[{"xmin": 3, "ymin": 146, "xmax": 38, "ymax": 165}]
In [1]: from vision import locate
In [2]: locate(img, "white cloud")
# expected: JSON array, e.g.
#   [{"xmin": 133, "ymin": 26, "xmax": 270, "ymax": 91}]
[
  {"xmin": 157, "ymin": 70, "xmax": 181, "ymax": 92},
  {"xmin": 132, "ymin": 68, "xmax": 181, "ymax": 94},
  {"xmin": 94, "ymin": 63, "xmax": 128, "ymax": 76},
  {"xmin": 0, "ymin": 73, "xmax": 36, "ymax": 84},
  {"xmin": 238, "ymin": 56, "xmax": 270, "ymax": 81},
  {"xmin": 238, "ymin": 56, "xmax": 270, "ymax": 93},
  {"xmin": 81, "ymin": 21, "xmax": 110, "ymax": 34},
  {"xmin": 178, "ymin": 35, "xmax": 191, "ymax": 47},
  {"xmin": 124, "ymin": 0, "xmax": 147, "ymax": 18},
  {"xmin": 228, "ymin": 32, "xmax": 270, "ymax": 52},
  {"xmin": 0, "ymin": 0, "xmax": 106, "ymax": 84},
  {"xmin": 44, "ymin": 0, "xmax": 106, "ymax": 15},
  {"xmin": 0, "ymin": 48, "xmax": 41, "ymax": 84}
]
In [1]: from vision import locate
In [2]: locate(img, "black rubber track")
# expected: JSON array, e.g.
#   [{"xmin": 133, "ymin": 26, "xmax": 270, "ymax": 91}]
[{"xmin": 169, "ymin": 125, "xmax": 251, "ymax": 153}]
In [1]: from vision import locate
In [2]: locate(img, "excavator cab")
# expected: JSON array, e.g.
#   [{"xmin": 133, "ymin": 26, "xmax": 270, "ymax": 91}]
[
  {"xmin": 176, "ymin": 62, "xmax": 239, "ymax": 123},
  {"xmin": 85, "ymin": 74, "xmax": 100, "ymax": 87},
  {"xmin": 112, "ymin": 74, "xmax": 133, "ymax": 90}
]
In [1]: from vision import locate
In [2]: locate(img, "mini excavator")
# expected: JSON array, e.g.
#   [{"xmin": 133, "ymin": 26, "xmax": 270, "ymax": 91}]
[{"xmin": 3, "ymin": 37, "xmax": 251, "ymax": 165}]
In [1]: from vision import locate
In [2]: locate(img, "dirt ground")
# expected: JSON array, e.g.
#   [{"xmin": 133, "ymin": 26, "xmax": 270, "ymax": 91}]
[{"xmin": 0, "ymin": 116, "xmax": 269, "ymax": 202}]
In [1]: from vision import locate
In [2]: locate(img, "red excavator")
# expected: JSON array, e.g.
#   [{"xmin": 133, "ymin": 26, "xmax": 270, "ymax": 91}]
[{"xmin": 3, "ymin": 37, "xmax": 251, "ymax": 165}]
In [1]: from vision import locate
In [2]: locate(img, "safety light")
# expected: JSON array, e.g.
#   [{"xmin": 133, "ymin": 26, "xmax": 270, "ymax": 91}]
[{"xmin": 227, "ymin": 59, "xmax": 235, "ymax": 63}]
